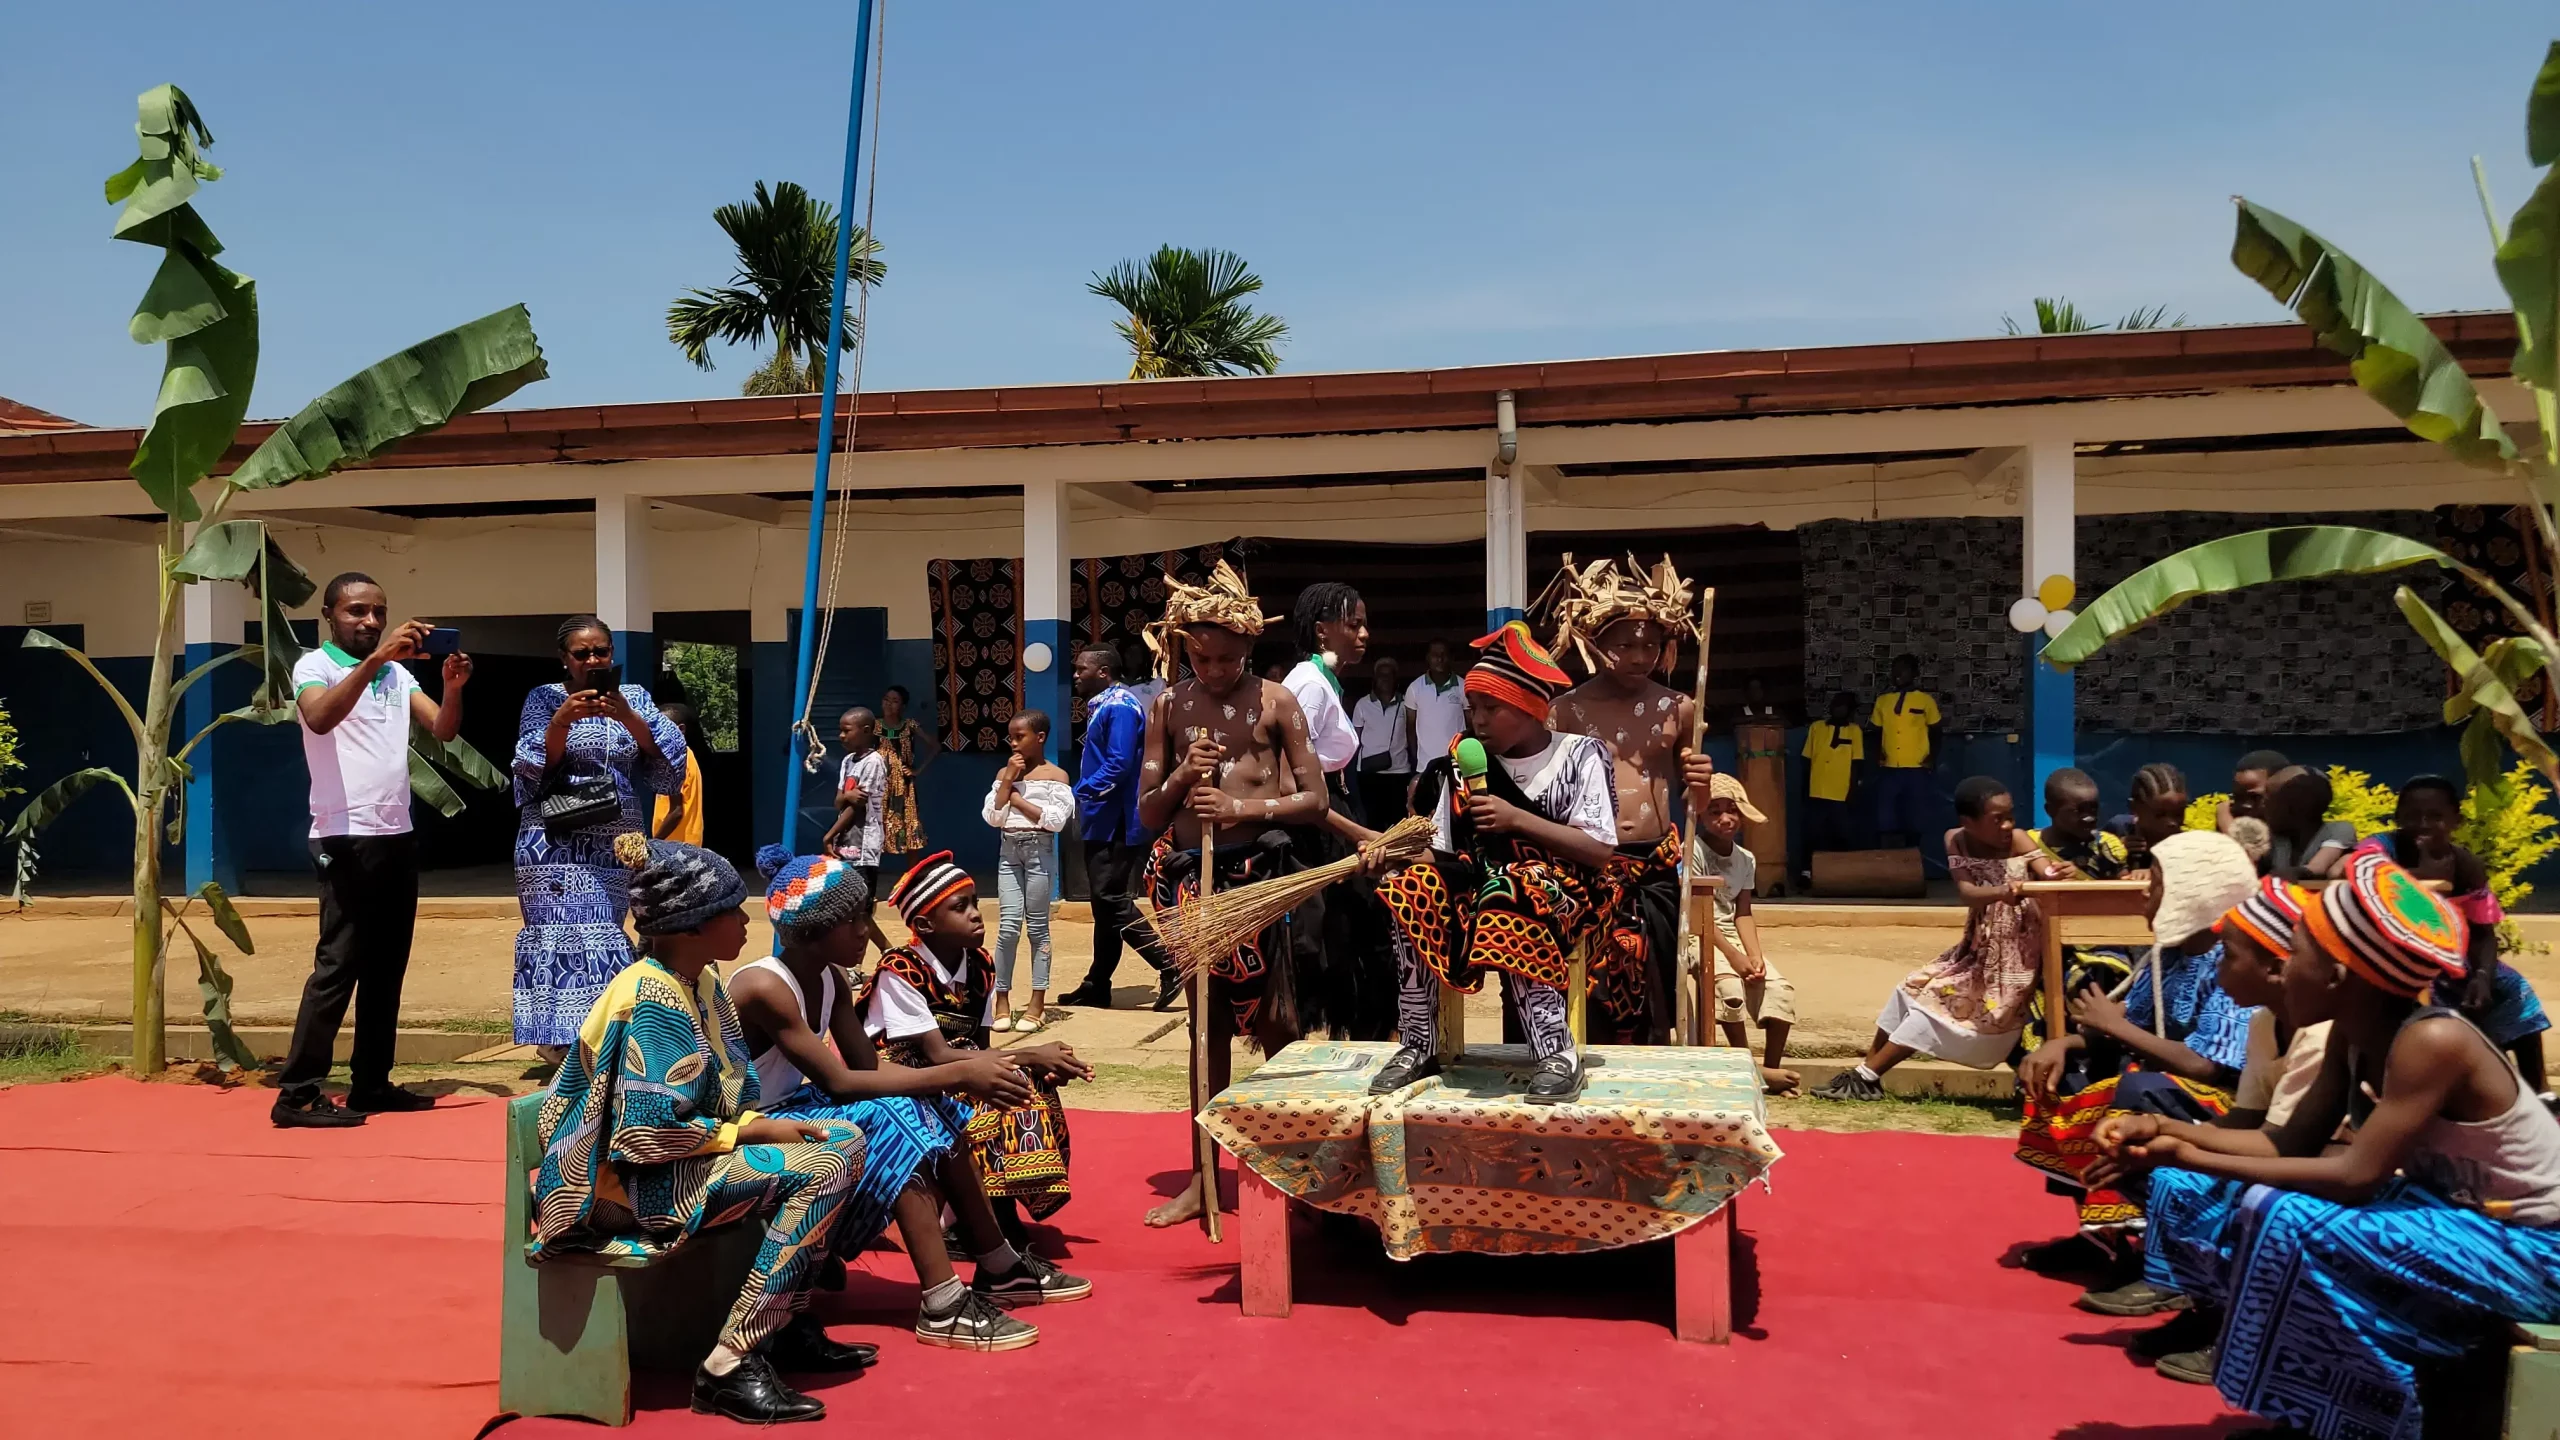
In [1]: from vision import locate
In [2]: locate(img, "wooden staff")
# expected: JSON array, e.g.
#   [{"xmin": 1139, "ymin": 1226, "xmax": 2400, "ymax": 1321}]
[
  {"xmin": 1673, "ymin": 588, "xmax": 1718, "ymax": 1046},
  {"xmin": 1187, "ymin": 726, "xmax": 1224, "ymax": 1242}
]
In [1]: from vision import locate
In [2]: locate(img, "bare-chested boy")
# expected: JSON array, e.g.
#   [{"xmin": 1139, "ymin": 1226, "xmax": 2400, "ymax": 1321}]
[
  {"xmin": 1540, "ymin": 555, "xmax": 1699, "ymax": 1045},
  {"xmin": 1134, "ymin": 562, "xmax": 1329, "ymax": 1227}
]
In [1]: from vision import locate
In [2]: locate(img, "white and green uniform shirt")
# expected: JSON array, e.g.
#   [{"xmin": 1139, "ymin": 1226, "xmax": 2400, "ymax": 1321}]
[{"xmin": 293, "ymin": 641, "xmax": 419, "ymax": 838}]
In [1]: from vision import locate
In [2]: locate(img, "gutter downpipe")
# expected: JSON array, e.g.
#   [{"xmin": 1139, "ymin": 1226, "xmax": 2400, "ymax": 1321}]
[
  {"xmin": 1494, "ymin": 389, "xmax": 1518, "ymax": 473},
  {"xmin": 777, "ymin": 0, "xmax": 879, "ymax": 850}
]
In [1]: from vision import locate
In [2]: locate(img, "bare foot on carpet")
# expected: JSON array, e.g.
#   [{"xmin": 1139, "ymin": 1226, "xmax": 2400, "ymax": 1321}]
[
  {"xmin": 1144, "ymin": 1174, "xmax": 1207, "ymax": 1228},
  {"xmin": 1761, "ymin": 1066, "xmax": 1802, "ymax": 1096}
]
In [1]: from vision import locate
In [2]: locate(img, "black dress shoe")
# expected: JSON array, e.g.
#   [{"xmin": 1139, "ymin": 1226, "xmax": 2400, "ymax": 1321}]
[
  {"xmin": 1368, "ymin": 1044, "xmax": 1441, "ymax": 1096},
  {"xmin": 767, "ymin": 1315, "xmax": 877, "ymax": 1372},
  {"xmin": 271, "ymin": 1093, "xmax": 366, "ymax": 1129},
  {"xmin": 1058, "ymin": 983, "xmax": 1114, "ymax": 1009},
  {"xmin": 345, "ymin": 1085, "xmax": 435, "ymax": 1114},
  {"xmin": 1152, "ymin": 971, "xmax": 1184, "ymax": 1012},
  {"xmin": 691, "ymin": 1352, "xmax": 826, "ymax": 1424},
  {"xmin": 1523, "ymin": 1053, "xmax": 1584, "ymax": 1105}
]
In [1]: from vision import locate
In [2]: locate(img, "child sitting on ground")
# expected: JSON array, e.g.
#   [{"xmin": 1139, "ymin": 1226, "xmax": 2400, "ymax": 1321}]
[
  {"xmin": 864, "ymin": 853, "xmax": 1093, "ymax": 1245},
  {"xmin": 530, "ymin": 836, "xmax": 871, "ymax": 1426},
  {"xmin": 2013, "ymin": 830, "xmax": 2260, "ymax": 1300},
  {"xmin": 1682, "ymin": 760, "xmax": 1798, "ymax": 1093},
  {"xmin": 2361, "ymin": 774, "xmax": 2549, "ymax": 1097},
  {"xmin": 2261, "ymin": 765, "xmax": 2357, "ymax": 880},
  {"xmin": 732, "ymin": 849, "xmax": 1091, "ymax": 1353},
  {"xmin": 2096, "ymin": 851, "xmax": 2560, "ymax": 1440},
  {"xmin": 2107, "ymin": 763, "xmax": 2190, "ymax": 876},
  {"xmin": 1811, "ymin": 776, "xmax": 2066, "ymax": 1100}
]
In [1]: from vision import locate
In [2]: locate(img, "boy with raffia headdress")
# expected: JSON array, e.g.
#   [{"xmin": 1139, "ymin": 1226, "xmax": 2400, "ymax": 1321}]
[
  {"xmin": 1370, "ymin": 622, "xmax": 1621, "ymax": 1103},
  {"xmin": 1538, "ymin": 553, "xmax": 1700, "ymax": 1044},
  {"xmin": 1134, "ymin": 559, "xmax": 1331, "ymax": 1227}
]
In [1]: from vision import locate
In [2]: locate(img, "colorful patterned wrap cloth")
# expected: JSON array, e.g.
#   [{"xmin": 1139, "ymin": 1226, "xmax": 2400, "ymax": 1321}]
[{"xmin": 1200, "ymin": 1040, "xmax": 1781, "ymax": 1261}]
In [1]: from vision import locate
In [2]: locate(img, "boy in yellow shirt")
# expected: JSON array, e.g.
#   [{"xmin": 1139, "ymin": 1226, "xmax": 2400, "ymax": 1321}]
[
  {"xmin": 1800, "ymin": 690, "xmax": 1865, "ymax": 885},
  {"xmin": 1869, "ymin": 654, "xmax": 1941, "ymax": 850}
]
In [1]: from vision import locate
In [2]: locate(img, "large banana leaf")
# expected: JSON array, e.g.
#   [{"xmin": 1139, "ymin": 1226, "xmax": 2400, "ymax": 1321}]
[
  {"xmin": 410, "ymin": 726, "xmax": 506, "ymax": 790},
  {"xmin": 2043, "ymin": 526, "xmax": 2463, "ymax": 668},
  {"xmin": 170, "ymin": 520, "xmax": 316, "ymax": 710},
  {"xmin": 406, "ymin": 750, "xmax": 467, "ymax": 819},
  {"xmin": 2531, "ymin": 40, "xmax": 2560, "ymax": 168},
  {"xmin": 2498, "ymin": 164, "xmax": 2560, "ymax": 393},
  {"xmin": 2397, "ymin": 587, "xmax": 2559, "ymax": 787},
  {"xmin": 111, "ymin": 86, "xmax": 256, "ymax": 522},
  {"xmin": 2232, "ymin": 198, "xmax": 2514, "ymax": 473},
  {"xmin": 4, "ymin": 767, "xmax": 135, "ymax": 841},
  {"xmin": 225, "ymin": 305, "xmax": 547, "ymax": 492},
  {"xmin": 170, "ymin": 916, "xmax": 259, "ymax": 1071}
]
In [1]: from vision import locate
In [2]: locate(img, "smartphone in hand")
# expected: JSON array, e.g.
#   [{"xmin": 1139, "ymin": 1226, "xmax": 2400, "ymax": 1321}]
[
  {"xmin": 423, "ymin": 627, "xmax": 461, "ymax": 657},
  {"xmin": 580, "ymin": 664, "xmax": 623, "ymax": 695}
]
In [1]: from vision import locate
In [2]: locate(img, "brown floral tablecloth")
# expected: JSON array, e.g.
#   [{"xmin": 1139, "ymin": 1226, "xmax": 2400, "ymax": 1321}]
[{"xmin": 1199, "ymin": 1041, "xmax": 1781, "ymax": 1261}]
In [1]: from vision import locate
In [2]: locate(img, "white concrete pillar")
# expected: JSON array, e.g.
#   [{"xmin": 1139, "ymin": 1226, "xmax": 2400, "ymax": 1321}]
[
  {"xmin": 595, "ymin": 490, "xmax": 655, "ymax": 679},
  {"xmin": 1485, "ymin": 464, "xmax": 1527, "ymax": 627},
  {"xmin": 1021, "ymin": 478, "xmax": 1073, "ymax": 762},
  {"xmin": 2022, "ymin": 435, "xmax": 2076, "ymax": 821}
]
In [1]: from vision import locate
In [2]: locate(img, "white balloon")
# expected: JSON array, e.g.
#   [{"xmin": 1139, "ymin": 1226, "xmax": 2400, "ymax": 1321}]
[
  {"xmin": 2007, "ymin": 596, "xmax": 2048, "ymax": 634},
  {"xmin": 1022, "ymin": 641, "xmax": 1054, "ymax": 673},
  {"xmin": 2041, "ymin": 608, "xmax": 2076, "ymax": 639}
]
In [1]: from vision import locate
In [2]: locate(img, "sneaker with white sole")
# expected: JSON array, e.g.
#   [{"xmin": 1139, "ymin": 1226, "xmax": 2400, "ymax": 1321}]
[
  {"xmin": 973, "ymin": 1250, "xmax": 1093, "ymax": 1306},
  {"xmin": 916, "ymin": 1290, "xmax": 1039, "ymax": 1351},
  {"xmin": 1810, "ymin": 1068, "xmax": 1886, "ymax": 1101}
]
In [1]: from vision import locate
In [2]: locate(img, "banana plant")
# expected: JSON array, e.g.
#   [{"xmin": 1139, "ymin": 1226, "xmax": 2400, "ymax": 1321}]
[
  {"xmin": 0, "ymin": 86, "xmax": 544, "ymax": 1073},
  {"xmin": 2044, "ymin": 40, "xmax": 2560, "ymax": 797}
]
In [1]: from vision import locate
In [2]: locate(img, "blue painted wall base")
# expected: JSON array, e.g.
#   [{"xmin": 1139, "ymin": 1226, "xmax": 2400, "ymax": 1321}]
[{"xmin": 2025, "ymin": 633, "xmax": 2075, "ymax": 826}]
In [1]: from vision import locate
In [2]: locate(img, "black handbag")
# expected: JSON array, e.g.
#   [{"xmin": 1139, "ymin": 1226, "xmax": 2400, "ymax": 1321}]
[{"xmin": 538, "ymin": 770, "xmax": 621, "ymax": 834}]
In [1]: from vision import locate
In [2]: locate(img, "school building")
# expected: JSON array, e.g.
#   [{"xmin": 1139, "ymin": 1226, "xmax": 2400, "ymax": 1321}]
[{"xmin": 0, "ymin": 313, "xmax": 2533, "ymax": 893}]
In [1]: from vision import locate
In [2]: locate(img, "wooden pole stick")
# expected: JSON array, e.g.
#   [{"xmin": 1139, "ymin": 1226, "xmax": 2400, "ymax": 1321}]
[
  {"xmin": 1192, "ymin": 815, "xmax": 1223, "ymax": 1242},
  {"xmin": 1673, "ymin": 588, "xmax": 1718, "ymax": 1047}
]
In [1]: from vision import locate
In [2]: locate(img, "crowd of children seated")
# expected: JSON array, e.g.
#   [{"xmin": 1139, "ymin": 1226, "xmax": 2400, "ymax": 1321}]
[{"xmin": 1806, "ymin": 753, "xmax": 2560, "ymax": 1439}]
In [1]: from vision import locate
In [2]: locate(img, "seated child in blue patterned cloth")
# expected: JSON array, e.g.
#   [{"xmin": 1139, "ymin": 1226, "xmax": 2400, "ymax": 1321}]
[
  {"xmin": 731, "ymin": 848, "xmax": 1093, "ymax": 1354},
  {"xmin": 2358, "ymin": 774, "xmax": 2548, "ymax": 1097},
  {"xmin": 531, "ymin": 835, "xmax": 871, "ymax": 1426}
]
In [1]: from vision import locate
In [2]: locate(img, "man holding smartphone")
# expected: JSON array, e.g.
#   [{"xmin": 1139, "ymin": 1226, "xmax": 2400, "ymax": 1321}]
[{"xmin": 274, "ymin": 572, "xmax": 469, "ymax": 1127}]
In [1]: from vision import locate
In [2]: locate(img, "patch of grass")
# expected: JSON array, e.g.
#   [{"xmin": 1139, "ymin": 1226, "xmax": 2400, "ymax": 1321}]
[
  {"xmin": 405, "ymin": 1017, "xmax": 515, "ymax": 1035},
  {"xmin": 0, "ymin": 1026, "xmax": 104, "ymax": 1088},
  {"xmin": 1768, "ymin": 1091, "xmax": 2022, "ymax": 1136}
]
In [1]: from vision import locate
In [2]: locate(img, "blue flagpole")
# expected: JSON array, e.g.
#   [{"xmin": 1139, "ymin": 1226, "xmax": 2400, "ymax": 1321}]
[{"xmin": 778, "ymin": 0, "xmax": 878, "ymax": 852}]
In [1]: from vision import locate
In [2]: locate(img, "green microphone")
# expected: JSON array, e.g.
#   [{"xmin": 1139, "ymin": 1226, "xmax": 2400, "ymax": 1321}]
[{"xmin": 1454, "ymin": 736, "xmax": 1490, "ymax": 796}]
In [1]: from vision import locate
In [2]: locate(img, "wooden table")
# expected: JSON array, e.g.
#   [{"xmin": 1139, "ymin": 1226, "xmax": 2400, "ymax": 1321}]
[
  {"xmin": 2016, "ymin": 879, "xmax": 2155, "ymax": 1044},
  {"xmin": 1203, "ymin": 1041, "xmax": 1779, "ymax": 1346}
]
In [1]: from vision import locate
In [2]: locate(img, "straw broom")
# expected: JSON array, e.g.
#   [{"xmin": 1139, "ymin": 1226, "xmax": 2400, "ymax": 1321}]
[{"xmin": 1133, "ymin": 814, "xmax": 1438, "ymax": 982}]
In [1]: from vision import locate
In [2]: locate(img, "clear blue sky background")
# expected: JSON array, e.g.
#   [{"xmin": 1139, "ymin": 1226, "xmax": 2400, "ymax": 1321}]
[{"xmin": 5, "ymin": 1, "xmax": 2555, "ymax": 428}]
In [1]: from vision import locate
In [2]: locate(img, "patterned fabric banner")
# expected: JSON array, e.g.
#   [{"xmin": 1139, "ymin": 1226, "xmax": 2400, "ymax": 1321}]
[
  {"xmin": 926, "ymin": 557, "xmax": 1023, "ymax": 754},
  {"xmin": 2435, "ymin": 504, "xmax": 2557, "ymax": 725},
  {"xmin": 1067, "ymin": 542, "xmax": 1229, "ymax": 730}
]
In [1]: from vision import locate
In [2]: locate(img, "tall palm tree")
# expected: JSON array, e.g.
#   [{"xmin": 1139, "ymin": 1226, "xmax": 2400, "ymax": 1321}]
[
  {"xmin": 2001, "ymin": 296, "xmax": 2188, "ymax": 335},
  {"xmin": 667, "ymin": 181, "xmax": 885, "ymax": 396},
  {"xmin": 1087, "ymin": 246, "xmax": 1287, "ymax": 378}
]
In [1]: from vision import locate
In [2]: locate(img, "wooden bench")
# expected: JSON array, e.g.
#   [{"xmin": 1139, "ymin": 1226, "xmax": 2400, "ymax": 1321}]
[
  {"xmin": 2017, "ymin": 879, "xmax": 2155, "ymax": 1045},
  {"xmin": 497, "ymin": 1093, "xmax": 762, "ymax": 1428}
]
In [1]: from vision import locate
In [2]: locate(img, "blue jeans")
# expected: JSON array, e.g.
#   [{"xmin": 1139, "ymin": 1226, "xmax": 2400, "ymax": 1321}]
[{"xmin": 994, "ymin": 830, "xmax": 1056, "ymax": 993}]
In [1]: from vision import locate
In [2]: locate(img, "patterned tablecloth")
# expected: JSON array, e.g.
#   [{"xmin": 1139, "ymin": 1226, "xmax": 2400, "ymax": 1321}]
[{"xmin": 1199, "ymin": 1041, "xmax": 1782, "ymax": 1261}]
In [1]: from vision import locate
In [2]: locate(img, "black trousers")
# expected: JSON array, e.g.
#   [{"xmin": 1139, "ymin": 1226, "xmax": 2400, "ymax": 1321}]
[
  {"xmin": 1080, "ymin": 838, "xmax": 1167, "ymax": 988},
  {"xmin": 279, "ymin": 833, "xmax": 420, "ymax": 1102}
]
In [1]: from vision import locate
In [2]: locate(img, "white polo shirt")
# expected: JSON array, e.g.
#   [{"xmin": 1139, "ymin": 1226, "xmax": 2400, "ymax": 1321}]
[
  {"xmin": 1405, "ymin": 671, "xmax": 1466, "ymax": 765},
  {"xmin": 293, "ymin": 642, "xmax": 420, "ymax": 838},
  {"xmin": 1282, "ymin": 659, "xmax": 1360, "ymax": 775}
]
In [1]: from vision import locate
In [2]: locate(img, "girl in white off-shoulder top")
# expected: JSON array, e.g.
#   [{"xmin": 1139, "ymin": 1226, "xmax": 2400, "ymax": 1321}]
[{"xmin": 982, "ymin": 709, "xmax": 1073, "ymax": 1032}]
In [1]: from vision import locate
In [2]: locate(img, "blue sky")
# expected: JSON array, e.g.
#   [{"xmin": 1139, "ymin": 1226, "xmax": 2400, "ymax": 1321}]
[{"xmin": 5, "ymin": 1, "xmax": 2554, "ymax": 428}]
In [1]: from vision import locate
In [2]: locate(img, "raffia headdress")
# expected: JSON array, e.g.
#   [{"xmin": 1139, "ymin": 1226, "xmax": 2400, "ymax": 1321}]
[
  {"xmin": 1532, "ymin": 552, "xmax": 1698, "ymax": 669},
  {"xmin": 1142, "ymin": 559, "xmax": 1282, "ymax": 680}
]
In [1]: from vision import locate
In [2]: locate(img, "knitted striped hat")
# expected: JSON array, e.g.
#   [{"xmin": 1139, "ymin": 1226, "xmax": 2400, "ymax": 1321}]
[
  {"xmin": 888, "ymin": 850, "xmax": 973, "ymax": 926},
  {"xmin": 2302, "ymin": 849, "xmax": 2468, "ymax": 999},
  {"xmin": 613, "ymin": 832, "xmax": 747, "ymax": 935},
  {"xmin": 758, "ymin": 845, "xmax": 873, "ymax": 941},
  {"xmin": 2218, "ymin": 875, "xmax": 2306, "ymax": 957},
  {"xmin": 1463, "ymin": 621, "xmax": 1573, "ymax": 722}
]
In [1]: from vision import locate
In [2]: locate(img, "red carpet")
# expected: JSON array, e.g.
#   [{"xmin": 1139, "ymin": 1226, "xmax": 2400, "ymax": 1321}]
[{"xmin": 0, "ymin": 1077, "xmax": 2247, "ymax": 1438}]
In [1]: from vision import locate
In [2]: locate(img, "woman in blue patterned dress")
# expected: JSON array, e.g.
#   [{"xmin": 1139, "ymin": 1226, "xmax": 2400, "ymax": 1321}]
[{"xmin": 512, "ymin": 615, "xmax": 688, "ymax": 1056}]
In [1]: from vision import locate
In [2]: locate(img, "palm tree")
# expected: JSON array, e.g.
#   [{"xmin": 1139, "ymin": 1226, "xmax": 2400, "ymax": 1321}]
[
  {"xmin": 667, "ymin": 181, "xmax": 885, "ymax": 396},
  {"xmin": 1087, "ymin": 246, "xmax": 1288, "ymax": 378},
  {"xmin": 2001, "ymin": 296, "xmax": 2188, "ymax": 335}
]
